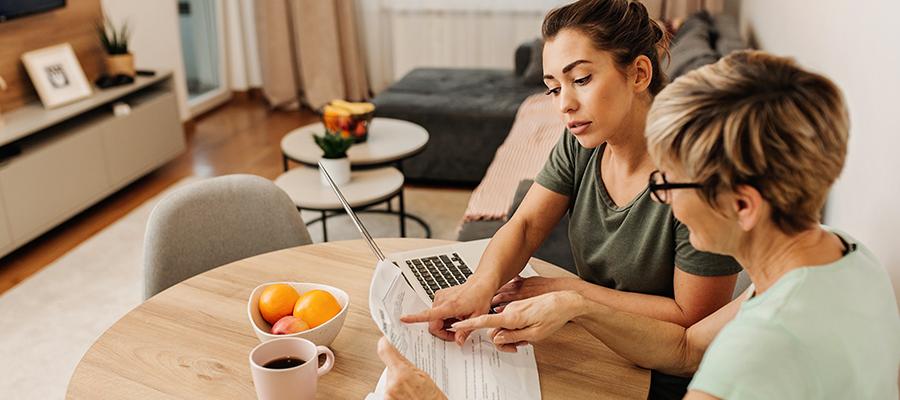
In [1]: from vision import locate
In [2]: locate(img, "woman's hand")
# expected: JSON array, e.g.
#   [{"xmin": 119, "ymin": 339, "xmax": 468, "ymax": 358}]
[
  {"xmin": 377, "ymin": 337, "xmax": 447, "ymax": 400},
  {"xmin": 401, "ymin": 279, "xmax": 497, "ymax": 345},
  {"xmin": 491, "ymin": 276, "xmax": 580, "ymax": 307},
  {"xmin": 451, "ymin": 290, "xmax": 585, "ymax": 352}
]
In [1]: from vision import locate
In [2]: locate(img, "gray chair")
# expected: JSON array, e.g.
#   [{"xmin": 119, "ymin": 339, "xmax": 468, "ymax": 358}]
[{"xmin": 143, "ymin": 174, "xmax": 312, "ymax": 299}]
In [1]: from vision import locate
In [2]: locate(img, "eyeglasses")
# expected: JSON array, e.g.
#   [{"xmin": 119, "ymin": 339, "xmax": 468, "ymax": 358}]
[{"xmin": 648, "ymin": 170, "xmax": 702, "ymax": 204}]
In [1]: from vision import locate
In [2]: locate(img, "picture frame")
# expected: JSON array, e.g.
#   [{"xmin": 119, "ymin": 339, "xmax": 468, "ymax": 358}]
[{"xmin": 21, "ymin": 43, "xmax": 92, "ymax": 109}]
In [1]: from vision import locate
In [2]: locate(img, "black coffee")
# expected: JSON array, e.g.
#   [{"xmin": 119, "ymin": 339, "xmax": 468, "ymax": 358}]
[{"xmin": 262, "ymin": 356, "xmax": 306, "ymax": 369}]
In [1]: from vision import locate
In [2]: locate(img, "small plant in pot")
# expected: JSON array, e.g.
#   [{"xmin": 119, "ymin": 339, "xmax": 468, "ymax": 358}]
[
  {"xmin": 313, "ymin": 132, "xmax": 354, "ymax": 186},
  {"xmin": 97, "ymin": 17, "xmax": 135, "ymax": 77}
]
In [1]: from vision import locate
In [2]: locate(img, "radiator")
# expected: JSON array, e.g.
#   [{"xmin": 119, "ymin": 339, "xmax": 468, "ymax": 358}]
[{"xmin": 378, "ymin": 2, "xmax": 551, "ymax": 83}]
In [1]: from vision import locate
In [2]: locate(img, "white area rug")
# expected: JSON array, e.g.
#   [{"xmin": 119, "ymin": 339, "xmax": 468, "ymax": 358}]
[{"xmin": 0, "ymin": 176, "xmax": 470, "ymax": 399}]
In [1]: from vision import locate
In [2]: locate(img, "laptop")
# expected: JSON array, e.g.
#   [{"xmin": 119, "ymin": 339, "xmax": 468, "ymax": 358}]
[{"xmin": 318, "ymin": 161, "xmax": 536, "ymax": 306}]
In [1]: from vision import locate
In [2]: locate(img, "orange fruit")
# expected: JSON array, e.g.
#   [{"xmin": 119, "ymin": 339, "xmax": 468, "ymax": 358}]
[
  {"xmin": 258, "ymin": 284, "xmax": 300, "ymax": 325},
  {"xmin": 293, "ymin": 290, "xmax": 342, "ymax": 328}
]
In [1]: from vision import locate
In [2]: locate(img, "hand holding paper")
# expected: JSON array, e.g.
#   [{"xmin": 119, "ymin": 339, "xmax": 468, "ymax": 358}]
[{"xmin": 377, "ymin": 337, "xmax": 448, "ymax": 400}]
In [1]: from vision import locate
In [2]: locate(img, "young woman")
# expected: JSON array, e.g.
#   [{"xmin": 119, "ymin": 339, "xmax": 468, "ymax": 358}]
[
  {"xmin": 402, "ymin": 1, "xmax": 740, "ymax": 398},
  {"xmin": 382, "ymin": 50, "xmax": 900, "ymax": 400}
]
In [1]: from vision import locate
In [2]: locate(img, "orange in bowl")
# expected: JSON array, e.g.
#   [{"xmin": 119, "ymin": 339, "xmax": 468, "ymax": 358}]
[
  {"xmin": 258, "ymin": 283, "xmax": 300, "ymax": 325},
  {"xmin": 293, "ymin": 289, "xmax": 342, "ymax": 328}
]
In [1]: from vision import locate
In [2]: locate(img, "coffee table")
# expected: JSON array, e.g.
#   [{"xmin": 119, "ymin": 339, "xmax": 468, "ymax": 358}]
[
  {"xmin": 66, "ymin": 239, "xmax": 650, "ymax": 399},
  {"xmin": 274, "ymin": 167, "xmax": 430, "ymax": 240},
  {"xmin": 280, "ymin": 117, "xmax": 429, "ymax": 170},
  {"xmin": 278, "ymin": 118, "xmax": 431, "ymax": 241}
]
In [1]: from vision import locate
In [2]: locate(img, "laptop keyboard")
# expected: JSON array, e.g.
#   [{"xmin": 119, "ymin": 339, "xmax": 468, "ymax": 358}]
[{"xmin": 404, "ymin": 253, "xmax": 473, "ymax": 300}]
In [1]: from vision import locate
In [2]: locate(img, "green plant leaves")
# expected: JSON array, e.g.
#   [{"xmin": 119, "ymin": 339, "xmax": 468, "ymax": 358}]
[
  {"xmin": 313, "ymin": 132, "xmax": 354, "ymax": 159},
  {"xmin": 97, "ymin": 17, "xmax": 130, "ymax": 55}
]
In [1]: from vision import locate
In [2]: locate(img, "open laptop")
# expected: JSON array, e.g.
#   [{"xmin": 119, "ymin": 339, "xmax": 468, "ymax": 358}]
[{"xmin": 318, "ymin": 162, "xmax": 536, "ymax": 306}]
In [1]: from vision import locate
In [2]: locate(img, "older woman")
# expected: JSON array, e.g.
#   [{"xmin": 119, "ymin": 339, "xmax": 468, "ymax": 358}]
[{"xmin": 379, "ymin": 50, "xmax": 900, "ymax": 399}]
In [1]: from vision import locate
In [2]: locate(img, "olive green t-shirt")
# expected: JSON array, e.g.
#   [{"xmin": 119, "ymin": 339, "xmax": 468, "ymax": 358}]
[{"xmin": 535, "ymin": 131, "xmax": 741, "ymax": 299}]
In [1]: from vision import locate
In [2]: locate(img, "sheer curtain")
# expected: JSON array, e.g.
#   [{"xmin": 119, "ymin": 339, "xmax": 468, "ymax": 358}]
[{"xmin": 255, "ymin": 0, "xmax": 369, "ymax": 110}]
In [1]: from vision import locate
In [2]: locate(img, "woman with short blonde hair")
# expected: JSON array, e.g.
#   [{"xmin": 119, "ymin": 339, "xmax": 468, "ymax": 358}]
[
  {"xmin": 380, "ymin": 50, "xmax": 900, "ymax": 400},
  {"xmin": 646, "ymin": 49, "xmax": 848, "ymax": 235}
]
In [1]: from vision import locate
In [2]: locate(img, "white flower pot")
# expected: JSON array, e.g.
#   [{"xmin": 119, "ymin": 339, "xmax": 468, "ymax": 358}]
[{"xmin": 319, "ymin": 157, "xmax": 351, "ymax": 186}]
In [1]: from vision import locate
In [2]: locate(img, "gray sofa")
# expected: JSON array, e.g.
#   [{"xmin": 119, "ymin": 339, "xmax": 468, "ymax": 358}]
[
  {"xmin": 372, "ymin": 43, "xmax": 546, "ymax": 185},
  {"xmin": 457, "ymin": 12, "xmax": 747, "ymax": 273}
]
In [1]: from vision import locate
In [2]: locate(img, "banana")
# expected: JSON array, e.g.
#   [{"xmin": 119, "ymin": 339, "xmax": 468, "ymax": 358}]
[
  {"xmin": 330, "ymin": 99, "xmax": 375, "ymax": 115},
  {"xmin": 323, "ymin": 104, "xmax": 350, "ymax": 117}
]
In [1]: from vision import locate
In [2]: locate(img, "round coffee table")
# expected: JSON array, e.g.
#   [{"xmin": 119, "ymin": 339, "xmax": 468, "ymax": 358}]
[
  {"xmin": 280, "ymin": 118, "xmax": 429, "ymax": 170},
  {"xmin": 279, "ymin": 118, "xmax": 431, "ymax": 241},
  {"xmin": 274, "ymin": 167, "xmax": 431, "ymax": 241}
]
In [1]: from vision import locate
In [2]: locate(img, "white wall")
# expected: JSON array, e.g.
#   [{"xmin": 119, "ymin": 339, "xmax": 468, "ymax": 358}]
[
  {"xmin": 356, "ymin": 0, "xmax": 568, "ymax": 92},
  {"xmin": 101, "ymin": 0, "xmax": 190, "ymax": 121},
  {"xmin": 740, "ymin": 0, "xmax": 900, "ymax": 304}
]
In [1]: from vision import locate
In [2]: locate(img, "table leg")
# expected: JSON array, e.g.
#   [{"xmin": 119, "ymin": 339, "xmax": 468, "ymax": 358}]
[
  {"xmin": 399, "ymin": 190, "xmax": 407, "ymax": 237},
  {"xmin": 282, "ymin": 155, "xmax": 289, "ymax": 172},
  {"xmin": 321, "ymin": 211, "xmax": 328, "ymax": 242}
]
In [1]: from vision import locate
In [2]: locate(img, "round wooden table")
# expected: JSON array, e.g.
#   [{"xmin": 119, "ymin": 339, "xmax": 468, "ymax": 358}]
[{"xmin": 67, "ymin": 239, "xmax": 649, "ymax": 399}]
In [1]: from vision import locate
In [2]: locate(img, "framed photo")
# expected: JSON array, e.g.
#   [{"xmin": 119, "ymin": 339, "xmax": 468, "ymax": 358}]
[{"xmin": 21, "ymin": 43, "xmax": 92, "ymax": 109}]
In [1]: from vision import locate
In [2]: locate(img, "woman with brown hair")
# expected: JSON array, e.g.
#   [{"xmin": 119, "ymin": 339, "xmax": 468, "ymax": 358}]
[{"xmin": 401, "ymin": 1, "xmax": 740, "ymax": 398}]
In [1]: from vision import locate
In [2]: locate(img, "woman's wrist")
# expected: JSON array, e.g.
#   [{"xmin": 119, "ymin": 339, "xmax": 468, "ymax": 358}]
[
  {"xmin": 556, "ymin": 290, "xmax": 589, "ymax": 321},
  {"xmin": 467, "ymin": 273, "xmax": 501, "ymax": 295},
  {"xmin": 555, "ymin": 277, "xmax": 585, "ymax": 293}
]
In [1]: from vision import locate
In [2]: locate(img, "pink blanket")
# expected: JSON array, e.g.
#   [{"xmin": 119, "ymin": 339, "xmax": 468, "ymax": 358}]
[{"xmin": 463, "ymin": 93, "xmax": 564, "ymax": 221}]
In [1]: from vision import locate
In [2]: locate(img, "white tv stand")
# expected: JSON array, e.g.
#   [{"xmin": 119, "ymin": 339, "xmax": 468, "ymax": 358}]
[{"xmin": 0, "ymin": 71, "xmax": 185, "ymax": 258}]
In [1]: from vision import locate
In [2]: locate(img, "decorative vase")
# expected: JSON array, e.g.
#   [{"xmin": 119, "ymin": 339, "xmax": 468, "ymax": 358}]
[
  {"xmin": 319, "ymin": 157, "xmax": 351, "ymax": 186},
  {"xmin": 105, "ymin": 53, "xmax": 135, "ymax": 77}
]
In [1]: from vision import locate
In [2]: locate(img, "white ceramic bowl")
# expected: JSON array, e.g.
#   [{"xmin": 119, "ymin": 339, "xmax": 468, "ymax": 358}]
[{"xmin": 247, "ymin": 282, "xmax": 350, "ymax": 346}]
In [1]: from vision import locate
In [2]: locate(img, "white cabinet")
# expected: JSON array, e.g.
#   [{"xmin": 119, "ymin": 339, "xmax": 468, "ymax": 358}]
[
  {"xmin": 0, "ymin": 123, "xmax": 109, "ymax": 243},
  {"xmin": 101, "ymin": 91, "xmax": 183, "ymax": 186},
  {"xmin": 0, "ymin": 73, "xmax": 184, "ymax": 258},
  {"xmin": 0, "ymin": 189, "xmax": 12, "ymax": 255}
]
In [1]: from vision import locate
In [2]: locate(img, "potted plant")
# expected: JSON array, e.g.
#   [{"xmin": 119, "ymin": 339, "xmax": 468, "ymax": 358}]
[
  {"xmin": 313, "ymin": 132, "xmax": 354, "ymax": 186},
  {"xmin": 97, "ymin": 17, "xmax": 135, "ymax": 77}
]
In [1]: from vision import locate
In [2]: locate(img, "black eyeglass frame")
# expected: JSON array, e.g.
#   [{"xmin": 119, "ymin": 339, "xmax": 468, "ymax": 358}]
[{"xmin": 648, "ymin": 170, "xmax": 703, "ymax": 203}]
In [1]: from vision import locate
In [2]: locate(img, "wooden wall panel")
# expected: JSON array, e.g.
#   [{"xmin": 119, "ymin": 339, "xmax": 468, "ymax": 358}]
[{"xmin": 0, "ymin": 0, "xmax": 104, "ymax": 112}]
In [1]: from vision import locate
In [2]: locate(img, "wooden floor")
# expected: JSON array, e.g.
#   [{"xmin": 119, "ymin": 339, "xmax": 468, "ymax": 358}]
[{"xmin": 0, "ymin": 98, "xmax": 319, "ymax": 294}]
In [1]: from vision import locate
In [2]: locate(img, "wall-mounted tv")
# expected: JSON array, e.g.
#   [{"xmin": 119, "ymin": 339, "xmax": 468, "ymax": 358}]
[{"xmin": 0, "ymin": 0, "xmax": 66, "ymax": 23}]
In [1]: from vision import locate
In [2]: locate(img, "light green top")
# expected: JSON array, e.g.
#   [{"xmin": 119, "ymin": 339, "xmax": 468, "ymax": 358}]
[{"xmin": 689, "ymin": 230, "xmax": 900, "ymax": 399}]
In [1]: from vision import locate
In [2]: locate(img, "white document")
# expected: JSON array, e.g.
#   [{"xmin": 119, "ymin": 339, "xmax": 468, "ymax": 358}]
[{"xmin": 367, "ymin": 260, "xmax": 541, "ymax": 400}]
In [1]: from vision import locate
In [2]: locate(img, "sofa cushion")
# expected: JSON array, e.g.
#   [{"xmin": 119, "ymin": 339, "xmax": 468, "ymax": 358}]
[
  {"xmin": 666, "ymin": 12, "xmax": 719, "ymax": 79},
  {"xmin": 373, "ymin": 68, "xmax": 544, "ymax": 184},
  {"xmin": 376, "ymin": 68, "xmax": 541, "ymax": 119},
  {"xmin": 457, "ymin": 220, "xmax": 506, "ymax": 242},
  {"xmin": 515, "ymin": 41, "xmax": 533, "ymax": 77},
  {"xmin": 521, "ymin": 39, "xmax": 545, "ymax": 86},
  {"xmin": 713, "ymin": 14, "xmax": 744, "ymax": 56}
]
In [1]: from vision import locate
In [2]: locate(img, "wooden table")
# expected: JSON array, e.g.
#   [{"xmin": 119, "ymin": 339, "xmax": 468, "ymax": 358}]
[{"xmin": 67, "ymin": 239, "xmax": 649, "ymax": 399}]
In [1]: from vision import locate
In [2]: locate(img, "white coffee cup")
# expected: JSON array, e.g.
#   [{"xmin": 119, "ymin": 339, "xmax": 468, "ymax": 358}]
[{"xmin": 249, "ymin": 337, "xmax": 335, "ymax": 400}]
